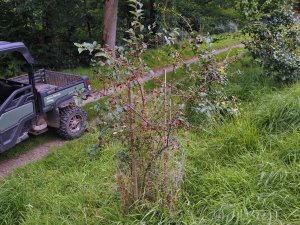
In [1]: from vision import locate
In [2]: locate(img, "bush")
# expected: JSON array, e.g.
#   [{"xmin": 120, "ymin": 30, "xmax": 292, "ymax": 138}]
[{"xmin": 241, "ymin": 0, "xmax": 300, "ymax": 80}]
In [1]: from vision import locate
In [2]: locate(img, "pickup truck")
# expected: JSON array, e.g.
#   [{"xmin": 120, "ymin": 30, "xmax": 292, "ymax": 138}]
[{"xmin": 0, "ymin": 41, "xmax": 91, "ymax": 153}]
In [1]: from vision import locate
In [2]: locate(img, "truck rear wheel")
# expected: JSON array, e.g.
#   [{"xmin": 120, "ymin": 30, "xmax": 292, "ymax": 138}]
[{"xmin": 57, "ymin": 106, "xmax": 87, "ymax": 139}]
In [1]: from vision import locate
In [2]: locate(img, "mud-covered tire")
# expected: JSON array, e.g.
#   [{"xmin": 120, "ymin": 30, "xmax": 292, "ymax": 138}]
[{"xmin": 57, "ymin": 106, "xmax": 87, "ymax": 139}]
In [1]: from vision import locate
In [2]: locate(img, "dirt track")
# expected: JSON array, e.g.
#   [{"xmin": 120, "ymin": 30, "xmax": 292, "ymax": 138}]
[
  {"xmin": 0, "ymin": 140, "xmax": 64, "ymax": 178},
  {"xmin": 0, "ymin": 43, "xmax": 244, "ymax": 178}
]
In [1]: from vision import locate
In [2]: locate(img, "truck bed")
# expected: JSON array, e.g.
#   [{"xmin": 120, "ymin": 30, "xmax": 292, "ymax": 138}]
[
  {"xmin": 11, "ymin": 69, "xmax": 82, "ymax": 93},
  {"xmin": 10, "ymin": 69, "xmax": 89, "ymax": 111}
]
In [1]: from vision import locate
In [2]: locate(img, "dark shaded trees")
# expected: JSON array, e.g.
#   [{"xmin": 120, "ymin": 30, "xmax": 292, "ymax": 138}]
[
  {"xmin": 0, "ymin": 0, "xmax": 100, "ymax": 69},
  {"xmin": 0, "ymin": 0, "xmax": 242, "ymax": 70}
]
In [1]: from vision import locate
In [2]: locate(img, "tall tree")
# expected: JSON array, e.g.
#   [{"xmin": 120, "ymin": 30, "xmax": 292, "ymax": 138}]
[{"xmin": 103, "ymin": 0, "xmax": 119, "ymax": 57}]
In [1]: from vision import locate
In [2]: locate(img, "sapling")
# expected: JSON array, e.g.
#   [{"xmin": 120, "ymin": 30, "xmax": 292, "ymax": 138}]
[{"xmin": 77, "ymin": 0, "xmax": 187, "ymax": 212}]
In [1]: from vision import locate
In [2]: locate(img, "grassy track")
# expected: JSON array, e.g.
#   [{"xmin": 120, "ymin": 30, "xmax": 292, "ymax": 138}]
[{"xmin": 1, "ymin": 51, "xmax": 300, "ymax": 224}]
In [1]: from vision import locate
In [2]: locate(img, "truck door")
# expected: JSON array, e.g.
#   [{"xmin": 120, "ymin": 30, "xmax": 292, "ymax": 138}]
[{"xmin": 0, "ymin": 85, "xmax": 35, "ymax": 152}]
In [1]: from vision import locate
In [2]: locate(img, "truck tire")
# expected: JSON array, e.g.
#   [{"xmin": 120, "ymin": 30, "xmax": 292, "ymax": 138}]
[{"xmin": 57, "ymin": 106, "xmax": 87, "ymax": 139}]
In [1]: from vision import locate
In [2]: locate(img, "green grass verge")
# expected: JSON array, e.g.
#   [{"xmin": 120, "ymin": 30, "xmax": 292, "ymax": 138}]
[{"xmin": 1, "ymin": 52, "xmax": 300, "ymax": 224}]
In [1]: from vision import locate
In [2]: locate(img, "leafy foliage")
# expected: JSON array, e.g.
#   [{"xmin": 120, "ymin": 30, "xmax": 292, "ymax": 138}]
[
  {"xmin": 174, "ymin": 0, "xmax": 242, "ymax": 34},
  {"xmin": 240, "ymin": 0, "xmax": 300, "ymax": 80},
  {"xmin": 177, "ymin": 33, "xmax": 240, "ymax": 125},
  {"xmin": 76, "ymin": 1, "xmax": 242, "ymax": 214}
]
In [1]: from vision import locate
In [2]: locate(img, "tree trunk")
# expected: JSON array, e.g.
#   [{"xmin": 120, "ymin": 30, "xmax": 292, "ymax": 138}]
[{"xmin": 103, "ymin": 0, "xmax": 119, "ymax": 57}]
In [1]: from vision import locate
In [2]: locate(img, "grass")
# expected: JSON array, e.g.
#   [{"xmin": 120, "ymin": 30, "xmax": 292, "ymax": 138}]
[
  {"xmin": 0, "ymin": 135, "xmax": 120, "ymax": 224},
  {"xmin": 182, "ymin": 120, "xmax": 300, "ymax": 223},
  {"xmin": 176, "ymin": 56, "xmax": 300, "ymax": 224},
  {"xmin": 1, "ymin": 51, "xmax": 300, "ymax": 224},
  {"xmin": 225, "ymin": 54, "xmax": 281, "ymax": 102}
]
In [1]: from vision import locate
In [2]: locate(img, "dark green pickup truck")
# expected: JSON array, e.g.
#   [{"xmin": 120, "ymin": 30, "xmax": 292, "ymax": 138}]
[{"xmin": 0, "ymin": 41, "xmax": 91, "ymax": 153}]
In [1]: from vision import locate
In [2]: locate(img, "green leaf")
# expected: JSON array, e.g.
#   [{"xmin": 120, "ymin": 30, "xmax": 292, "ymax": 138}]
[
  {"xmin": 95, "ymin": 52, "xmax": 109, "ymax": 58},
  {"xmin": 78, "ymin": 48, "xmax": 85, "ymax": 54}
]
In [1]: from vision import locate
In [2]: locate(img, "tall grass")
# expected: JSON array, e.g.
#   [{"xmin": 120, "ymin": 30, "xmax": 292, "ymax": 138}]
[
  {"xmin": 178, "ymin": 56, "xmax": 300, "ymax": 224},
  {"xmin": 256, "ymin": 85, "xmax": 300, "ymax": 133}
]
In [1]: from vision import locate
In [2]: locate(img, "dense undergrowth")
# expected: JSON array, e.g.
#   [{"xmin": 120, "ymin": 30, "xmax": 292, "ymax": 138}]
[{"xmin": 0, "ymin": 53, "xmax": 300, "ymax": 224}]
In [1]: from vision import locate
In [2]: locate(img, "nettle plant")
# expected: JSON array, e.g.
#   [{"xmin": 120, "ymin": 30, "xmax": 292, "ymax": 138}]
[
  {"xmin": 77, "ymin": 0, "xmax": 187, "ymax": 211},
  {"xmin": 240, "ymin": 0, "xmax": 300, "ymax": 80}
]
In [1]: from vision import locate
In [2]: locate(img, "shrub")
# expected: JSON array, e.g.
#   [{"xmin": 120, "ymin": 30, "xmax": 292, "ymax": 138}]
[{"xmin": 240, "ymin": 0, "xmax": 300, "ymax": 80}]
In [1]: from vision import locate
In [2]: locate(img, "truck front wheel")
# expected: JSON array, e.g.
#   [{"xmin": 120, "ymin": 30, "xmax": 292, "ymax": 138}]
[{"xmin": 57, "ymin": 106, "xmax": 87, "ymax": 139}]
